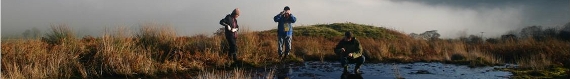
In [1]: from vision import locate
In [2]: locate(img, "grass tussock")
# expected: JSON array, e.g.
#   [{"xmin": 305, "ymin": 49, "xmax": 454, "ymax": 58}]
[
  {"xmin": 2, "ymin": 22, "xmax": 569, "ymax": 78},
  {"xmin": 41, "ymin": 24, "xmax": 75, "ymax": 45},
  {"xmin": 195, "ymin": 68, "xmax": 275, "ymax": 79},
  {"xmin": 4, "ymin": 25, "xmax": 93, "ymax": 79}
]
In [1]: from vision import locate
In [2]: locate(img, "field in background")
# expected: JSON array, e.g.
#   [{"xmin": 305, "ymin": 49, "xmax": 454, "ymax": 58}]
[{"xmin": 2, "ymin": 22, "xmax": 569, "ymax": 78}]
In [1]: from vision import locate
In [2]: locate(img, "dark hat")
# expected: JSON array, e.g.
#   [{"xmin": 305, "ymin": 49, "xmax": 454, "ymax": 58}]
[
  {"xmin": 345, "ymin": 32, "xmax": 353, "ymax": 38},
  {"xmin": 284, "ymin": 6, "xmax": 290, "ymax": 10}
]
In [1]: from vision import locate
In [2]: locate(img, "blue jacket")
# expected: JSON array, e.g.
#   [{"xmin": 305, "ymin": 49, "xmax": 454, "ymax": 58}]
[{"xmin": 274, "ymin": 13, "xmax": 296, "ymax": 36}]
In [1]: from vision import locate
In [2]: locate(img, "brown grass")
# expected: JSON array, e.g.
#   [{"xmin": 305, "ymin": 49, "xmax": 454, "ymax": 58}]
[
  {"xmin": 2, "ymin": 23, "xmax": 569, "ymax": 78},
  {"xmin": 481, "ymin": 38, "xmax": 570, "ymax": 69},
  {"xmin": 195, "ymin": 68, "xmax": 275, "ymax": 79}
]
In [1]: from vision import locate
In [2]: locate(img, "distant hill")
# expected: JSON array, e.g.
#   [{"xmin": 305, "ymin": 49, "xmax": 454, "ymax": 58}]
[{"xmin": 260, "ymin": 22, "xmax": 407, "ymax": 39}]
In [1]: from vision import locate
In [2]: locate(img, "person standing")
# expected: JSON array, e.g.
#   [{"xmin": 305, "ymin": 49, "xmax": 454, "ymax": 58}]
[
  {"xmin": 335, "ymin": 32, "xmax": 365, "ymax": 73},
  {"xmin": 219, "ymin": 8, "xmax": 240, "ymax": 61},
  {"xmin": 274, "ymin": 6, "xmax": 297, "ymax": 59}
]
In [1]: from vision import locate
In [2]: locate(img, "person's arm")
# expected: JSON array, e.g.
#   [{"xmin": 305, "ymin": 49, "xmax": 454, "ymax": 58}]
[
  {"xmin": 274, "ymin": 13, "xmax": 283, "ymax": 22},
  {"xmin": 334, "ymin": 40, "xmax": 345, "ymax": 56},
  {"xmin": 350, "ymin": 39, "xmax": 363, "ymax": 58},
  {"xmin": 288, "ymin": 14, "xmax": 297, "ymax": 23},
  {"xmin": 220, "ymin": 17, "xmax": 232, "ymax": 31},
  {"xmin": 220, "ymin": 18, "xmax": 228, "ymax": 26}
]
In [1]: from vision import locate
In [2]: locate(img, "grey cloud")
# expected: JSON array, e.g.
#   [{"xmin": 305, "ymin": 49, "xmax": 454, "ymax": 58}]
[{"xmin": 2, "ymin": 0, "xmax": 569, "ymax": 38}]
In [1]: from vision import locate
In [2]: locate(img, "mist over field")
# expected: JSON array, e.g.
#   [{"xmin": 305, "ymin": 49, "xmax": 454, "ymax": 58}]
[{"xmin": 2, "ymin": 0, "xmax": 569, "ymax": 38}]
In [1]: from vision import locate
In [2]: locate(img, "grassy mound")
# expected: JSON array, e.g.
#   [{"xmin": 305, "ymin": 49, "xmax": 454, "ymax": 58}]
[{"xmin": 261, "ymin": 22, "xmax": 407, "ymax": 39}]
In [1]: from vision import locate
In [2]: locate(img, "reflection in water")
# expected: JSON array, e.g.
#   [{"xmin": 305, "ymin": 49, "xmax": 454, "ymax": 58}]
[
  {"xmin": 341, "ymin": 72, "xmax": 363, "ymax": 79},
  {"xmin": 265, "ymin": 61, "xmax": 511, "ymax": 79},
  {"xmin": 276, "ymin": 63, "xmax": 291, "ymax": 79}
]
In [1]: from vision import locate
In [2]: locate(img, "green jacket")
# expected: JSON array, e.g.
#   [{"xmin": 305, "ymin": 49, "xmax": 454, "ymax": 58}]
[{"xmin": 334, "ymin": 37, "xmax": 363, "ymax": 59}]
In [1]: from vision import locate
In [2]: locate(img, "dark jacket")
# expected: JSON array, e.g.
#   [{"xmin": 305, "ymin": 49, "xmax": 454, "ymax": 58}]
[
  {"xmin": 219, "ymin": 14, "xmax": 239, "ymax": 38},
  {"xmin": 334, "ymin": 37, "xmax": 363, "ymax": 59},
  {"xmin": 273, "ymin": 13, "xmax": 296, "ymax": 36}
]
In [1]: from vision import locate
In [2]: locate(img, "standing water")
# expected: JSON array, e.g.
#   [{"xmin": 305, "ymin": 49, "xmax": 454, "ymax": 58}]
[{"xmin": 258, "ymin": 61, "xmax": 512, "ymax": 79}]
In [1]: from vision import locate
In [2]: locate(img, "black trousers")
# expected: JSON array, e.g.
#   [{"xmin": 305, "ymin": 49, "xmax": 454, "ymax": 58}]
[
  {"xmin": 335, "ymin": 49, "xmax": 365, "ymax": 68},
  {"xmin": 341, "ymin": 56, "xmax": 365, "ymax": 68},
  {"xmin": 226, "ymin": 34, "xmax": 237, "ymax": 60}
]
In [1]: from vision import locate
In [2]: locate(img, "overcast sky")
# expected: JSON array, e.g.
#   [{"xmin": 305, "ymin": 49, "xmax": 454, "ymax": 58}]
[{"xmin": 2, "ymin": 0, "xmax": 569, "ymax": 38}]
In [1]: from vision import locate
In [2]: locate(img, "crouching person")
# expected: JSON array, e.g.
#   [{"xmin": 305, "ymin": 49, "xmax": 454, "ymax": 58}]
[{"xmin": 335, "ymin": 32, "xmax": 365, "ymax": 73}]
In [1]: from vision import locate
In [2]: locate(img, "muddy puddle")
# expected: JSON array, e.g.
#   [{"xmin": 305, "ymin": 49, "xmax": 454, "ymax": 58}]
[{"xmin": 254, "ymin": 61, "xmax": 513, "ymax": 79}]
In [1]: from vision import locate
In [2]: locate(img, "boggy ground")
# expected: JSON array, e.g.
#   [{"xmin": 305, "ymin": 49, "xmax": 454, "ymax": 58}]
[
  {"xmin": 2, "ymin": 23, "xmax": 569, "ymax": 79},
  {"xmin": 265, "ymin": 61, "xmax": 512, "ymax": 79}
]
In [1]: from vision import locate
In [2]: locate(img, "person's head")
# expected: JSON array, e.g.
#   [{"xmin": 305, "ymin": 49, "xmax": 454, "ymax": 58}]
[
  {"xmin": 231, "ymin": 8, "xmax": 240, "ymax": 18},
  {"xmin": 344, "ymin": 32, "xmax": 353, "ymax": 41},
  {"xmin": 283, "ymin": 6, "xmax": 291, "ymax": 18}
]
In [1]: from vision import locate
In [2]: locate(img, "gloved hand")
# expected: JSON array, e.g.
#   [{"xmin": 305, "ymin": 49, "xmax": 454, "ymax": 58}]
[{"xmin": 231, "ymin": 28, "xmax": 238, "ymax": 32}]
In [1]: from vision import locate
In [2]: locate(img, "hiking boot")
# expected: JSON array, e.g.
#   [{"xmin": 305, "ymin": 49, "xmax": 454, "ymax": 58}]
[
  {"xmin": 354, "ymin": 66, "xmax": 362, "ymax": 73},
  {"xmin": 232, "ymin": 59, "xmax": 245, "ymax": 67},
  {"xmin": 283, "ymin": 54, "xmax": 290, "ymax": 59},
  {"xmin": 279, "ymin": 55, "xmax": 285, "ymax": 61},
  {"xmin": 354, "ymin": 68, "xmax": 360, "ymax": 74}
]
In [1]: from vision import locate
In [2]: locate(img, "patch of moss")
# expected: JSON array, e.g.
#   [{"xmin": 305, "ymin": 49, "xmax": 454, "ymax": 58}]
[
  {"xmin": 444, "ymin": 57, "xmax": 503, "ymax": 68},
  {"xmin": 499, "ymin": 66, "xmax": 569, "ymax": 79}
]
